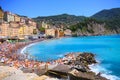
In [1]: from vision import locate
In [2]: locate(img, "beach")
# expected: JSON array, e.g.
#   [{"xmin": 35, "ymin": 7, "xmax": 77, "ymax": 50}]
[
  {"xmin": 21, "ymin": 35, "xmax": 120, "ymax": 80},
  {"xmin": 0, "ymin": 38, "xmax": 107, "ymax": 80},
  {"xmin": 1, "ymin": 35, "xmax": 120, "ymax": 80},
  {"xmin": 0, "ymin": 37, "xmax": 107, "ymax": 80}
]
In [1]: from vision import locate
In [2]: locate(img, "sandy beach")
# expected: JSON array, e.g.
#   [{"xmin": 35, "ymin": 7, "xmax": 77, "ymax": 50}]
[{"xmin": 0, "ymin": 38, "xmax": 108, "ymax": 80}]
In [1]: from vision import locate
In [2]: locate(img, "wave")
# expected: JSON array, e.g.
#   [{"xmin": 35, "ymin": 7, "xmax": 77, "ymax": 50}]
[
  {"xmin": 21, "ymin": 43, "xmax": 36, "ymax": 54},
  {"xmin": 57, "ymin": 54, "xmax": 64, "ymax": 58},
  {"xmin": 89, "ymin": 64, "xmax": 120, "ymax": 80}
]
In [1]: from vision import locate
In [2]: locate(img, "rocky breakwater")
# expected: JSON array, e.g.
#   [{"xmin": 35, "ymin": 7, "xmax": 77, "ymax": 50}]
[
  {"xmin": 47, "ymin": 52, "xmax": 107, "ymax": 80},
  {"xmin": 70, "ymin": 52, "xmax": 97, "ymax": 72}
]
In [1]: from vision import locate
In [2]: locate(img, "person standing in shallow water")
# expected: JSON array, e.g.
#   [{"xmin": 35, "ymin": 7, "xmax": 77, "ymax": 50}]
[{"xmin": 45, "ymin": 62, "xmax": 48, "ymax": 71}]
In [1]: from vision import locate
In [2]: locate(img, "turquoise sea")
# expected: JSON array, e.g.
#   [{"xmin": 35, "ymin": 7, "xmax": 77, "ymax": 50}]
[{"xmin": 22, "ymin": 35, "xmax": 120, "ymax": 80}]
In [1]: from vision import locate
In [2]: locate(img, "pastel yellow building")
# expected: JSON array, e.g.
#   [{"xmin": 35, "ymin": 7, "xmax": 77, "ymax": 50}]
[
  {"xmin": 9, "ymin": 27, "xmax": 19, "ymax": 38},
  {"xmin": 14, "ymin": 14, "xmax": 21, "ymax": 22},
  {"xmin": 45, "ymin": 28, "xmax": 56, "ymax": 37},
  {"xmin": 0, "ymin": 22, "xmax": 37, "ymax": 39},
  {"xmin": 0, "ymin": 6, "xmax": 38, "ymax": 39},
  {"xmin": 0, "ymin": 7, "xmax": 4, "ymax": 23},
  {"xmin": 18, "ymin": 25, "xmax": 37, "ymax": 39},
  {"xmin": 45, "ymin": 28, "xmax": 64, "ymax": 38},
  {"xmin": 29, "ymin": 25, "xmax": 37, "ymax": 35},
  {"xmin": 18, "ymin": 25, "xmax": 25, "ymax": 39},
  {"xmin": 42, "ymin": 22, "xmax": 50, "ymax": 29}
]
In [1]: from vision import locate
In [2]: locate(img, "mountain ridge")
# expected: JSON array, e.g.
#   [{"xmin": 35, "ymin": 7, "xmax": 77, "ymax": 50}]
[
  {"xmin": 91, "ymin": 8, "xmax": 120, "ymax": 20},
  {"xmin": 33, "ymin": 14, "xmax": 86, "ymax": 26},
  {"xmin": 33, "ymin": 8, "xmax": 120, "ymax": 35}
]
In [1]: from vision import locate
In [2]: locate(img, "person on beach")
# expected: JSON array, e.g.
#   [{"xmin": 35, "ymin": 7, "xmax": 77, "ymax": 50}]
[{"xmin": 45, "ymin": 62, "xmax": 48, "ymax": 71}]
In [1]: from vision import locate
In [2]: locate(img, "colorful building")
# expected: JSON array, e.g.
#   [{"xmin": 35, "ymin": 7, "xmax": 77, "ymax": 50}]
[
  {"xmin": 9, "ymin": 22, "xmax": 20, "ymax": 38},
  {"xmin": 0, "ymin": 7, "xmax": 4, "ymax": 23},
  {"xmin": 59, "ymin": 30, "xmax": 64, "ymax": 37},
  {"xmin": 0, "ymin": 22, "xmax": 37, "ymax": 39},
  {"xmin": 18, "ymin": 25, "xmax": 37, "ymax": 39},
  {"xmin": 0, "ymin": 23, "xmax": 9, "ymax": 37},
  {"xmin": 42, "ymin": 22, "xmax": 50, "ymax": 29},
  {"xmin": 20, "ymin": 17, "xmax": 26, "ymax": 23},
  {"xmin": 4, "ymin": 12, "xmax": 15, "ymax": 22},
  {"xmin": 45, "ymin": 28, "xmax": 64, "ymax": 38},
  {"xmin": 45, "ymin": 28, "xmax": 56, "ymax": 37},
  {"xmin": 14, "ymin": 14, "xmax": 21, "ymax": 22},
  {"xmin": 0, "ymin": 7, "xmax": 38, "ymax": 39}
]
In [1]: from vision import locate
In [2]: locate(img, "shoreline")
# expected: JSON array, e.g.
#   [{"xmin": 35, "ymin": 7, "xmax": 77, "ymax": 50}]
[
  {"xmin": 1, "ymin": 35, "xmax": 120, "ymax": 80},
  {"xmin": 89, "ymin": 64, "xmax": 120, "ymax": 80},
  {"xmin": 20, "ymin": 35, "xmax": 107, "ymax": 54},
  {"xmin": 19, "ymin": 36, "xmax": 120, "ymax": 80},
  {"xmin": 0, "ymin": 51, "xmax": 107, "ymax": 80},
  {"xmin": 19, "ymin": 38, "xmax": 45, "ymax": 54},
  {"xmin": 19, "ymin": 35, "xmax": 120, "ymax": 80},
  {"xmin": 20, "ymin": 37, "xmax": 65, "ymax": 54}
]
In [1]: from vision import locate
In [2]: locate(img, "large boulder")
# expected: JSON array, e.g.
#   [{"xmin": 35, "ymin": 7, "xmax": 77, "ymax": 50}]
[
  {"xmin": 46, "ymin": 64, "xmax": 71, "ymax": 78},
  {"xmin": 69, "ymin": 69, "xmax": 107, "ymax": 80}
]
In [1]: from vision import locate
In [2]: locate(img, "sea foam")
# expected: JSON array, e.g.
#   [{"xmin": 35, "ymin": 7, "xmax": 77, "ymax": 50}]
[
  {"xmin": 21, "ymin": 43, "xmax": 36, "ymax": 54},
  {"xmin": 89, "ymin": 64, "xmax": 120, "ymax": 80}
]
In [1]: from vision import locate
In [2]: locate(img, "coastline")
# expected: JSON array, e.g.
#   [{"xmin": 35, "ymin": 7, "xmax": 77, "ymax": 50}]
[
  {"xmin": 20, "ymin": 40, "xmax": 108, "ymax": 79},
  {"xmin": 20, "ymin": 35, "xmax": 120, "ymax": 80},
  {"xmin": 0, "ymin": 51, "xmax": 107, "ymax": 80},
  {"xmin": 89, "ymin": 64, "xmax": 120, "ymax": 80},
  {"xmin": 20, "ymin": 37, "xmax": 65, "ymax": 54},
  {"xmin": 20, "ymin": 42, "xmax": 38, "ymax": 54},
  {"xmin": 20, "ymin": 38, "xmax": 45, "ymax": 54},
  {"xmin": 1, "ymin": 35, "xmax": 120, "ymax": 80},
  {"xmin": 19, "ymin": 39, "xmax": 107, "ymax": 79}
]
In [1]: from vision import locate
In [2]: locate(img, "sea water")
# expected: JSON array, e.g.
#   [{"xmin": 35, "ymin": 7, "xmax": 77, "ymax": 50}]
[{"xmin": 22, "ymin": 35, "xmax": 120, "ymax": 80}]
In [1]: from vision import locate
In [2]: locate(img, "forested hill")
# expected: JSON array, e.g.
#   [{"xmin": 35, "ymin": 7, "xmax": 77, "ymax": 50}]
[
  {"xmin": 91, "ymin": 8, "xmax": 120, "ymax": 31},
  {"xmin": 33, "ymin": 14, "xmax": 86, "ymax": 26},
  {"xmin": 91, "ymin": 8, "xmax": 120, "ymax": 20},
  {"xmin": 33, "ymin": 8, "xmax": 120, "ymax": 35}
]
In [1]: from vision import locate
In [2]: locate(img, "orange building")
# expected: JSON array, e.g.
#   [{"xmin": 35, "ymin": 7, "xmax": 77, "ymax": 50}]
[{"xmin": 59, "ymin": 30, "xmax": 64, "ymax": 37}]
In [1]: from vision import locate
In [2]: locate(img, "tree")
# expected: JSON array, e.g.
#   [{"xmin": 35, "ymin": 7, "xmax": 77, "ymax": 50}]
[{"xmin": 39, "ymin": 27, "xmax": 45, "ymax": 32}]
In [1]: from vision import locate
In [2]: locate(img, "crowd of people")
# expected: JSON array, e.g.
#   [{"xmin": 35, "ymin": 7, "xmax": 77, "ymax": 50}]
[{"xmin": 0, "ymin": 39, "xmax": 77, "ymax": 73}]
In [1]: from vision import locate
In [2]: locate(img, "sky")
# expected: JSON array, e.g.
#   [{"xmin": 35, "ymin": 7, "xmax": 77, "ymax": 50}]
[{"xmin": 0, "ymin": 0, "xmax": 120, "ymax": 18}]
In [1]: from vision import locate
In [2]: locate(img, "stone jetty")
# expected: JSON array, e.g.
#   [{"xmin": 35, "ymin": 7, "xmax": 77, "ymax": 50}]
[
  {"xmin": 0, "ymin": 52, "xmax": 107, "ymax": 80},
  {"xmin": 46, "ymin": 52, "xmax": 107, "ymax": 80}
]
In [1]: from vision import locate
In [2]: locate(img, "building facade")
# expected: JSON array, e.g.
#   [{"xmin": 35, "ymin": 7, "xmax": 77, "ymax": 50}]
[
  {"xmin": 0, "ymin": 7, "xmax": 4, "ymax": 23},
  {"xmin": 4, "ymin": 12, "xmax": 15, "ymax": 22},
  {"xmin": 0, "ymin": 22, "xmax": 37, "ymax": 39},
  {"xmin": 20, "ymin": 17, "xmax": 26, "ymax": 23},
  {"xmin": 0, "ymin": 7, "xmax": 38, "ymax": 39},
  {"xmin": 14, "ymin": 14, "xmax": 21, "ymax": 22},
  {"xmin": 0, "ymin": 23, "xmax": 9, "ymax": 38},
  {"xmin": 45, "ymin": 28, "xmax": 64, "ymax": 38}
]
